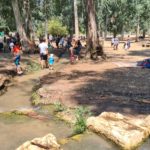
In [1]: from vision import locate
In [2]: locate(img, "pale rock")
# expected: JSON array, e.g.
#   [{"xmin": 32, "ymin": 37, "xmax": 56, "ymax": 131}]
[
  {"xmin": 31, "ymin": 134, "xmax": 60, "ymax": 149},
  {"xmin": 16, "ymin": 134, "xmax": 62, "ymax": 150},
  {"xmin": 0, "ymin": 74, "xmax": 10, "ymax": 88},
  {"xmin": 87, "ymin": 112, "xmax": 150, "ymax": 149}
]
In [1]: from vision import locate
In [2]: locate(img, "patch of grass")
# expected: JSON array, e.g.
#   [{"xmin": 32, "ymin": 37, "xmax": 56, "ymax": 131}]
[
  {"xmin": 25, "ymin": 61, "xmax": 41, "ymax": 73},
  {"xmin": 54, "ymin": 101, "xmax": 65, "ymax": 112},
  {"xmin": 31, "ymin": 92, "xmax": 41, "ymax": 106},
  {"xmin": 74, "ymin": 106, "xmax": 91, "ymax": 134},
  {"xmin": 0, "ymin": 112, "xmax": 30, "ymax": 124}
]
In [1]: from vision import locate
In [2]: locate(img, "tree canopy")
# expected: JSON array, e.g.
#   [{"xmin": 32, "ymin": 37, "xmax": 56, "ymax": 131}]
[{"xmin": 0, "ymin": 0, "xmax": 150, "ymax": 37}]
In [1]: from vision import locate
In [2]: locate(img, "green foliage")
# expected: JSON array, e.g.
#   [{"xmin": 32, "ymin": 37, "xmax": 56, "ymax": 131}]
[
  {"xmin": 25, "ymin": 61, "xmax": 41, "ymax": 73},
  {"xmin": 31, "ymin": 92, "xmax": 41, "ymax": 106},
  {"xmin": 1, "ymin": 0, "xmax": 150, "ymax": 36},
  {"xmin": 0, "ymin": 18, "xmax": 6, "ymax": 27},
  {"xmin": 0, "ymin": 112, "xmax": 30, "ymax": 124},
  {"xmin": 48, "ymin": 18, "xmax": 68, "ymax": 36},
  {"xmin": 54, "ymin": 101, "xmax": 65, "ymax": 112},
  {"xmin": 36, "ymin": 23, "xmax": 45, "ymax": 37},
  {"xmin": 74, "ymin": 106, "xmax": 91, "ymax": 134}
]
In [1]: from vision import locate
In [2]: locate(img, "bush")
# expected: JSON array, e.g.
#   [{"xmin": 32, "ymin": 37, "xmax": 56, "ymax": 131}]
[
  {"xmin": 25, "ymin": 61, "xmax": 41, "ymax": 73},
  {"xmin": 54, "ymin": 101, "xmax": 65, "ymax": 112},
  {"xmin": 36, "ymin": 23, "xmax": 45, "ymax": 37},
  {"xmin": 74, "ymin": 107, "xmax": 90, "ymax": 134},
  {"xmin": 31, "ymin": 92, "xmax": 41, "ymax": 106},
  {"xmin": 48, "ymin": 18, "xmax": 68, "ymax": 36}
]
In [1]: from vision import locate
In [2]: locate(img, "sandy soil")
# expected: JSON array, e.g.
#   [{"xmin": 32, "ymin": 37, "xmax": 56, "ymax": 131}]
[{"xmin": 40, "ymin": 41, "xmax": 150, "ymax": 117}]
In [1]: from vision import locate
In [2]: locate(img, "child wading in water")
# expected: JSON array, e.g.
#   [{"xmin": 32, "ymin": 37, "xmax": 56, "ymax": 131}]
[
  {"xmin": 48, "ymin": 54, "xmax": 54, "ymax": 70},
  {"xmin": 13, "ymin": 42, "xmax": 23, "ymax": 75}
]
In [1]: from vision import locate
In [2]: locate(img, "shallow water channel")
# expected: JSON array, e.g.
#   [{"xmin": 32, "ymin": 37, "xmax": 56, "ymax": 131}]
[
  {"xmin": 0, "ymin": 75, "xmax": 149, "ymax": 150},
  {"xmin": 0, "ymin": 108, "xmax": 120, "ymax": 150},
  {"xmin": 0, "ymin": 106, "xmax": 149, "ymax": 150}
]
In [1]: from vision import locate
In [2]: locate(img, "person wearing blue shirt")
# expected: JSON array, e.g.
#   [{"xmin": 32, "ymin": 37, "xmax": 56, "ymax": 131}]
[{"xmin": 48, "ymin": 54, "xmax": 54, "ymax": 70}]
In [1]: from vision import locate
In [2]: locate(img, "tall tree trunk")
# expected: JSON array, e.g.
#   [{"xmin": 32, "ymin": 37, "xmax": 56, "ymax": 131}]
[
  {"xmin": 86, "ymin": 0, "xmax": 105, "ymax": 59},
  {"xmin": 143, "ymin": 30, "xmax": 146, "ymax": 39},
  {"xmin": 45, "ymin": 18, "xmax": 48, "ymax": 41},
  {"xmin": 23, "ymin": 0, "xmax": 33, "ymax": 40},
  {"xmin": 11, "ymin": 0, "xmax": 30, "ymax": 50},
  {"xmin": 121, "ymin": 25, "xmax": 124, "ymax": 41},
  {"xmin": 104, "ymin": 14, "xmax": 108, "ymax": 39},
  {"xmin": 74, "ymin": 0, "xmax": 79, "ymax": 37},
  {"xmin": 136, "ymin": 16, "xmax": 140, "ymax": 42},
  {"xmin": 113, "ymin": 31, "xmax": 117, "ymax": 38}
]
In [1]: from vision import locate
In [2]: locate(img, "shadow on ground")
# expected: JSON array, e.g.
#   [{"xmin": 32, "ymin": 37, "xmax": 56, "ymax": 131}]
[
  {"xmin": 41, "ymin": 67, "xmax": 150, "ymax": 116},
  {"xmin": 72, "ymin": 68, "xmax": 150, "ymax": 115},
  {"xmin": 128, "ymin": 49, "xmax": 150, "ymax": 57}
]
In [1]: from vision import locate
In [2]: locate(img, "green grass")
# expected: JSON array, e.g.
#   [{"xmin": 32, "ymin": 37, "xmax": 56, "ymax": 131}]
[
  {"xmin": 0, "ymin": 112, "xmax": 30, "ymax": 124},
  {"xmin": 25, "ymin": 61, "xmax": 41, "ymax": 73},
  {"xmin": 54, "ymin": 101, "xmax": 65, "ymax": 112},
  {"xmin": 74, "ymin": 106, "xmax": 91, "ymax": 134},
  {"xmin": 31, "ymin": 92, "xmax": 41, "ymax": 106}
]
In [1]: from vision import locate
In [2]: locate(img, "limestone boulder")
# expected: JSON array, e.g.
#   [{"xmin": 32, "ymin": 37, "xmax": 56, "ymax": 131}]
[
  {"xmin": 16, "ymin": 134, "xmax": 62, "ymax": 150},
  {"xmin": 0, "ymin": 74, "xmax": 10, "ymax": 89},
  {"xmin": 87, "ymin": 112, "xmax": 150, "ymax": 150}
]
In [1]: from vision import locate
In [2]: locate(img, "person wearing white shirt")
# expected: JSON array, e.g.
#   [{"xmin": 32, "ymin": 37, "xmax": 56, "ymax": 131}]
[
  {"xmin": 111, "ymin": 37, "xmax": 115, "ymax": 47},
  {"xmin": 114, "ymin": 37, "xmax": 119, "ymax": 50},
  {"xmin": 9, "ymin": 41, "xmax": 14, "ymax": 52},
  {"xmin": 38, "ymin": 38, "xmax": 48, "ymax": 68}
]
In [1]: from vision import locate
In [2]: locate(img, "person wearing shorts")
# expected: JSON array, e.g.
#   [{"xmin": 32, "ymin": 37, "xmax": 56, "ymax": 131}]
[
  {"xmin": 39, "ymin": 38, "xmax": 48, "ymax": 68},
  {"xmin": 13, "ymin": 42, "xmax": 23, "ymax": 74},
  {"xmin": 48, "ymin": 54, "xmax": 54, "ymax": 70}
]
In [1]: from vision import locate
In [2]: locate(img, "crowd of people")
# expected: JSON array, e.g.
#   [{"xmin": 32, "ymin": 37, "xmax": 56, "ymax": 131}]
[
  {"xmin": 0, "ymin": 33, "xmax": 23, "ymax": 75},
  {"xmin": 38, "ymin": 35, "xmax": 83, "ymax": 70},
  {"xmin": 0, "ymin": 32, "xmax": 132, "ymax": 75},
  {"xmin": 0, "ymin": 33, "xmax": 20, "ymax": 53},
  {"xmin": 0, "ymin": 33, "xmax": 84, "ymax": 74}
]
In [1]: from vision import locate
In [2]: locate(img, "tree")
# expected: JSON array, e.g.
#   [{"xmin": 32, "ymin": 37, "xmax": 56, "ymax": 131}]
[
  {"xmin": 11, "ymin": 0, "xmax": 30, "ymax": 50},
  {"xmin": 74, "ymin": 0, "xmax": 79, "ymax": 37},
  {"xmin": 23, "ymin": 0, "xmax": 33, "ymax": 39},
  {"xmin": 47, "ymin": 18, "xmax": 68, "ymax": 36},
  {"xmin": 86, "ymin": 0, "xmax": 105, "ymax": 59},
  {"xmin": 0, "ymin": 0, "xmax": 16, "ymax": 31}
]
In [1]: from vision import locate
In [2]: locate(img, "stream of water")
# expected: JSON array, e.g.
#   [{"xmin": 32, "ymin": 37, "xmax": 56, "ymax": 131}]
[{"xmin": 0, "ymin": 72, "xmax": 149, "ymax": 150}]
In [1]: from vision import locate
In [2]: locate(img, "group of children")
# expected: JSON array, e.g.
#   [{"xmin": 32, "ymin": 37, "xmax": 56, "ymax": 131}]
[{"xmin": 111, "ymin": 36, "xmax": 131, "ymax": 50}]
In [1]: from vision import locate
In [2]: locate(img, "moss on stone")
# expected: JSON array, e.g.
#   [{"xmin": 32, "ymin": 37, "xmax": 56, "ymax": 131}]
[{"xmin": 0, "ymin": 112, "xmax": 30, "ymax": 124}]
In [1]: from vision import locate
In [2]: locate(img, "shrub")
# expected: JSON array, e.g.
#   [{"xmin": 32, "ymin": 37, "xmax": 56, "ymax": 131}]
[
  {"xmin": 74, "ymin": 106, "xmax": 91, "ymax": 134},
  {"xmin": 31, "ymin": 92, "xmax": 41, "ymax": 106},
  {"xmin": 48, "ymin": 18, "xmax": 68, "ymax": 36},
  {"xmin": 54, "ymin": 101, "xmax": 65, "ymax": 112}
]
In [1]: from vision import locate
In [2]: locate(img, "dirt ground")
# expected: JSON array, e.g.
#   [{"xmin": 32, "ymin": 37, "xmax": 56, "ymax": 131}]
[
  {"xmin": 0, "ymin": 40, "xmax": 150, "ymax": 117},
  {"xmin": 40, "ymin": 41, "xmax": 150, "ymax": 117}
]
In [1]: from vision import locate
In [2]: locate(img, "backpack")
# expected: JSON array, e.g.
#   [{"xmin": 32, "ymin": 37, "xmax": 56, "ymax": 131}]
[{"xmin": 138, "ymin": 59, "xmax": 150, "ymax": 68}]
